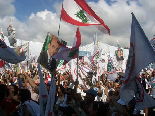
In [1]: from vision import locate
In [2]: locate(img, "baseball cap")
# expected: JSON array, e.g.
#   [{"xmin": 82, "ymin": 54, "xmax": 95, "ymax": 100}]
[{"xmin": 86, "ymin": 89, "xmax": 97, "ymax": 97}]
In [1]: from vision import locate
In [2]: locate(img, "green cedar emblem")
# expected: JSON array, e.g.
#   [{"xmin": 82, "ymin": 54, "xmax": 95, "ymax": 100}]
[
  {"xmin": 61, "ymin": 40, "xmax": 67, "ymax": 46},
  {"xmin": 107, "ymin": 59, "xmax": 113, "ymax": 72},
  {"xmin": 95, "ymin": 52, "xmax": 99, "ymax": 60},
  {"xmin": 1, "ymin": 33, "xmax": 4, "ymax": 39},
  {"xmin": 58, "ymin": 60, "xmax": 64, "ymax": 67},
  {"xmin": 75, "ymin": 10, "xmax": 88, "ymax": 23}
]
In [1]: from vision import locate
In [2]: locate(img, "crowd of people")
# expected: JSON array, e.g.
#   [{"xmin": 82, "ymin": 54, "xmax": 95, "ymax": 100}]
[{"xmin": 0, "ymin": 63, "xmax": 155, "ymax": 116}]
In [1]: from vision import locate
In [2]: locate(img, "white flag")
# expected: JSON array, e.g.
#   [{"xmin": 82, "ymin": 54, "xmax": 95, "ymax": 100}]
[
  {"xmin": 0, "ymin": 39, "xmax": 26, "ymax": 64},
  {"xmin": 120, "ymin": 13, "xmax": 155, "ymax": 112},
  {"xmin": 45, "ymin": 76, "xmax": 56, "ymax": 116},
  {"xmin": 38, "ymin": 64, "xmax": 48, "ymax": 116},
  {"xmin": 71, "ymin": 59, "xmax": 83, "ymax": 85},
  {"xmin": 52, "ymin": 27, "xmax": 81, "ymax": 64}
]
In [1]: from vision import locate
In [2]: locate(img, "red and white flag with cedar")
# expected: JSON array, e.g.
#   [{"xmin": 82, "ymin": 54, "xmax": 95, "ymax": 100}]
[
  {"xmin": 61, "ymin": 0, "xmax": 110, "ymax": 34},
  {"xmin": 120, "ymin": 13, "xmax": 155, "ymax": 113},
  {"xmin": 92, "ymin": 33, "xmax": 100, "ymax": 64},
  {"xmin": 52, "ymin": 27, "xmax": 81, "ymax": 64}
]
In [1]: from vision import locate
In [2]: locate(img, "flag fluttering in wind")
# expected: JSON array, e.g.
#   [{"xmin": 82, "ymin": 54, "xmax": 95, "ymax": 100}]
[
  {"xmin": 52, "ymin": 27, "xmax": 81, "ymax": 64},
  {"xmin": 38, "ymin": 64, "xmax": 48, "ymax": 116},
  {"xmin": 92, "ymin": 33, "xmax": 100, "ymax": 64},
  {"xmin": 17, "ymin": 42, "xmax": 29, "ymax": 61},
  {"xmin": 71, "ymin": 59, "xmax": 84, "ymax": 85},
  {"xmin": 120, "ymin": 13, "xmax": 155, "ymax": 113},
  {"xmin": 7, "ymin": 20, "xmax": 17, "ymax": 47},
  {"xmin": 0, "ymin": 39, "xmax": 26, "ymax": 64},
  {"xmin": 133, "ymin": 77, "xmax": 155, "ymax": 114},
  {"xmin": 45, "ymin": 76, "xmax": 56, "ymax": 116},
  {"xmin": 61, "ymin": 0, "xmax": 110, "ymax": 34},
  {"xmin": 107, "ymin": 56, "xmax": 117, "ymax": 81},
  {"xmin": 1, "ymin": 28, "xmax": 5, "ymax": 41},
  {"xmin": 96, "ymin": 59, "xmax": 105, "ymax": 77}
]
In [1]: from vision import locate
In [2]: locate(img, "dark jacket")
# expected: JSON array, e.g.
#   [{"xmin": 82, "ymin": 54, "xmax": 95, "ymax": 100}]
[{"xmin": 37, "ymin": 51, "xmax": 56, "ymax": 72}]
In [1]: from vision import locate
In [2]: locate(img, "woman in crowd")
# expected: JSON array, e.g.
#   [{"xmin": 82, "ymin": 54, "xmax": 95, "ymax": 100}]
[{"xmin": 0, "ymin": 84, "xmax": 19, "ymax": 115}]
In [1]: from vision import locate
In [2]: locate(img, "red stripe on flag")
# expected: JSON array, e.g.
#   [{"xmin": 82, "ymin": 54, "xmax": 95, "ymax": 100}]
[
  {"xmin": 74, "ymin": 0, "xmax": 110, "ymax": 35},
  {"xmin": 123, "ymin": 42, "xmax": 135, "ymax": 84}
]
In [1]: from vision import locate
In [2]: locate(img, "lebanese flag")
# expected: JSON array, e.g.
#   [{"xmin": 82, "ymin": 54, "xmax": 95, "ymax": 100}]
[
  {"xmin": 120, "ymin": 13, "xmax": 155, "ymax": 110},
  {"xmin": 92, "ymin": 33, "xmax": 100, "ymax": 64},
  {"xmin": 52, "ymin": 27, "xmax": 81, "ymax": 64},
  {"xmin": 0, "ymin": 39, "xmax": 26, "ymax": 64},
  {"xmin": 71, "ymin": 59, "xmax": 83, "ymax": 85},
  {"xmin": 61, "ymin": 0, "xmax": 110, "ymax": 34}
]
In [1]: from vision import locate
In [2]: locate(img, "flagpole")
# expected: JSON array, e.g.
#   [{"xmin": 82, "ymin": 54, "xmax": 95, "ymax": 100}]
[
  {"xmin": 76, "ymin": 48, "xmax": 79, "ymax": 93},
  {"xmin": 58, "ymin": 2, "xmax": 63, "ymax": 37}
]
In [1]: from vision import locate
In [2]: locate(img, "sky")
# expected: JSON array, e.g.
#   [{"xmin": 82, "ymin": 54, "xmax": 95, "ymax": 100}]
[{"xmin": 0, "ymin": 0, "xmax": 155, "ymax": 49}]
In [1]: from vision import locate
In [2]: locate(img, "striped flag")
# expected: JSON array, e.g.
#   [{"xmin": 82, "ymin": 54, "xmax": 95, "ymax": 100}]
[
  {"xmin": 17, "ymin": 42, "xmax": 29, "ymax": 61},
  {"xmin": 71, "ymin": 59, "xmax": 84, "ymax": 85},
  {"xmin": 120, "ymin": 13, "xmax": 155, "ymax": 113},
  {"xmin": 57, "ymin": 60, "xmax": 64, "ymax": 68},
  {"xmin": 0, "ymin": 39, "xmax": 26, "ymax": 64},
  {"xmin": 52, "ymin": 27, "xmax": 81, "ymax": 64},
  {"xmin": 61, "ymin": 0, "xmax": 110, "ymax": 34}
]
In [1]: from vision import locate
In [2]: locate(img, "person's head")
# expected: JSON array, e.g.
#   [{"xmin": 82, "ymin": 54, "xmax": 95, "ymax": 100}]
[
  {"xmin": 9, "ymin": 84, "xmax": 18, "ymax": 96},
  {"xmin": 65, "ymin": 88, "xmax": 73, "ymax": 101},
  {"xmin": 88, "ymin": 101, "xmax": 110, "ymax": 116},
  {"xmin": 1, "ymin": 79, "xmax": 7, "ymax": 85},
  {"xmin": 114, "ymin": 82, "xmax": 120, "ymax": 91},
  {"xmin": 57, "ymin": 85, "xmax": 65, "ymax": 96},
  {"xmin": 18, "ymin": 89, "xmax": 31, "ymax": 103},
  {"xmin": 96, "ymin": 82, "xmax": 99, "ymax": 88},
  {"xmin": 0, "ymin": 84, "xmax": 7, "ymax": 103},
  {"xmin": 142, "ymin": 72, "xmax": 147, "ymax": 79},
  {"xmin": 151, "ymin": 70, "xmax": 155, "ymax": 77},
  {"xmin": 85, "ymin": 89, "xmax": 97, "ymax": 103},
  {"xmin": 48, "ymin": 35, "xmax": 60, "ymax": 57},
  {"xmin": 108, "ymin": 90, "xmax": 120, "ymax": 103}
]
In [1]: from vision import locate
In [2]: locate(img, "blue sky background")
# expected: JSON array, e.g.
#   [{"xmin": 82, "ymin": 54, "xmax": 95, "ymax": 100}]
[
  {"xmin": 0, "ymin": 0, "xmax": 155, "ymax": 50},
  {"xmin": 13, "ymin": 0, "xmax": 101, "ymax": 22}
]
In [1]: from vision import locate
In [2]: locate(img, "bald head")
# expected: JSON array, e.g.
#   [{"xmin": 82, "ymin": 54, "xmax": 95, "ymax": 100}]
[{"xmin": 48, "ymin": 35, "xmax": 60, "ymax": 57}]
